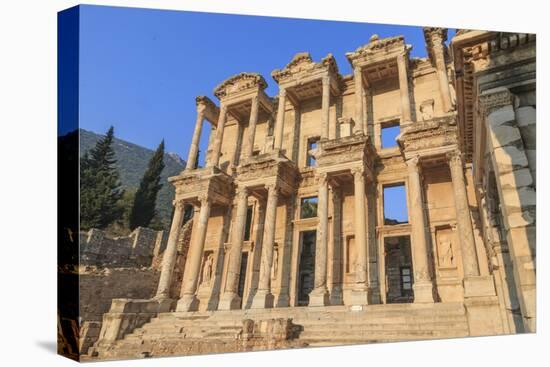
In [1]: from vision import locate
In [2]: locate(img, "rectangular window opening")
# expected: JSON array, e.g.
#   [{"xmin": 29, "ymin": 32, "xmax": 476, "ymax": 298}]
[
  {"xmin": 300, "ymin": 196, "xmax": 318, "ymax": 219},
  {"xmin": 306, "ymin": 137, "xmax": 319, "ymax": 167},
  {"xmin": 383, "ymin": 184, "xmax": 408, "ymax": 225},
  {"xmin": 244, "ymin": 206, "xmax": 253, "ymax": 241},
  {"xmin": 381, "ymin": 121, "xmax": 400, "ymax": 149}
]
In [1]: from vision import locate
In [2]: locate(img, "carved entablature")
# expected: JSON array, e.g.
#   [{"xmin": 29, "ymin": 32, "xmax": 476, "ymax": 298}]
[
  {"xmin": 451, "ymin": 30, "xmax": 535, "ymax": 163},
  {"xmin": 345, "ymin": 35, "xmax": 410, "ymax": 67},
  {"xmin": 478, "ymin": 87, "xmax": 516, "ymax": 117},
  {"xmin": 236, "ymin": 150, "xmax": 298, "ymax": 196},
  {"xmin": 214, "ymin": 72, "xmax": 268, "ymax": 100},
  {"xmin": 195, "ymin": 95, "xmax": 220, "ymax": 125},
  {"xmin": 169, "ymin": 166, "xmax": 234, "ymax": 207},
  {"xmin": 399, "ymin": 115, "xmax": 458, "ymax": 157},
  {"xmin": 315, "ymin": 134, "xmax": 376, "ymax": 178}
]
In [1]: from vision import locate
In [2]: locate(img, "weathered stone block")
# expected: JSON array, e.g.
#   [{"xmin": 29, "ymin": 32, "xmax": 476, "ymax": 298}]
[
  {"xmin": 492, "ymin": 145, "xmax": 529, "ymax": 173},
  {"xmin": 499, "ymin": 168, "xmax": 533, "ymax": 189}
]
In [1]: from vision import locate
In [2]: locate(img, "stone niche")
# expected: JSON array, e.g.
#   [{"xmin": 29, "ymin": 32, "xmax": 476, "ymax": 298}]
[{"xmin": 434, "ymin": 225, "xmax": 464, "ymax": 302}]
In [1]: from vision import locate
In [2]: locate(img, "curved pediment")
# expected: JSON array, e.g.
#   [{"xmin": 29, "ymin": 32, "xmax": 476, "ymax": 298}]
[
  {"xmin": 213, "ymin": 72, "xmax": 267, "ymax": 99},
  {"xmin": 272, "ymin": 52, "xmax": 340, "ymax": 84}
]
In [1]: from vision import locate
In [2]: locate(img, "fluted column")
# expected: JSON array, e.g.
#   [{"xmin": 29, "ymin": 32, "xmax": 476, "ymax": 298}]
[
  {"xmin": 219, "ymin": 187, "xmax": 249, "ymax": 310},
  {"xmin": 251, "ymin": 183, "xmax": 279, "ymax": 308},
  {"xmin": 310, "ymin": 173, "xmax": 330, "ymax": 306},
  {"xmin": 447, "ymin": 151, "xmax": 480, "ymax": 278},
  {"xmin": 397, "ymin": 52, "xmax": 412, "ymax": 123},
  {"xmin": 354, "ymin": 67, "xmax": 364, "ymax": 134},
  {"xmin": 244, "ymin": 96, "xmax": 260, "ymax": 159},
  {"xmin": 155, "ymin": 200, "xmax": 185, "ymax": 299},
  {"xmin": 176, "ymin": 195, "xmax": 211, "ymax": 311},
  {"xmin": 426, "ymin": 28, "xmax": 452, "ymax": 113},
  {"xmin": 207, "ymin": 104, "xmax": 227, "ymax": 167},
  {"xmin": 321, "ymin": 75, "xmax": 331, "ymax": 140},
  {"xmin": 186, "ymin": 104, "xmax": 206, "ymax": 170},
  {"xmin": 406, "ymin": 157, "xmax": 435, "ymax": 303},
  {"xmin": 274, "ymin": 89, "xmax": 286, "ymax": 150},
  {"xmin": 349, "ymin": 167, "xmax": 369, "ymax": 305}
]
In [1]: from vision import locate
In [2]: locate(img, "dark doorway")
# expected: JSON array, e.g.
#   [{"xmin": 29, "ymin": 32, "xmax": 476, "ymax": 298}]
[
  {"xmin": 237, "ymin": 252, "xmax": 249, "ymax": 308},
  {"xmin": 384, "ymin": 235, "xmax": 414, "ymax": 303},
  {"xmin": 297, "ymin": 230, "xmax": 316, "ymax": 306}
]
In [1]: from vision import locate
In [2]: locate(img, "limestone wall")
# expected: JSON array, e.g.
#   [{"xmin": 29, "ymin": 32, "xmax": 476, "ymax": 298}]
[{"xmin": 80, "ymin": 227, "xmax": 167, "ymax": 268}]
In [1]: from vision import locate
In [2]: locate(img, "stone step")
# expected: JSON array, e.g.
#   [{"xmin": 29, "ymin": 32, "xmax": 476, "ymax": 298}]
[
  {"xmin": 299, "ymin": 329, "xmax": 469, "ymax": 341},
  {"xmin": 299, "ymin": 322, "xmax": 468, "ymax": 332}
]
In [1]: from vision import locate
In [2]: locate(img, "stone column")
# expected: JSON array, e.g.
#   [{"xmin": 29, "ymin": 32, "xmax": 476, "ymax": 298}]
[
  {"xmin": 321, "ymin": 75, "xmax": 331, "ymax": 140},
  {"xmin": 310, "ymin": 173, "xmax": 330, "ymax": 306},
  {"xmin": 426, "ymin": 28, "xmax": 452, "ymax": 113},
  {"xmin": 350, "ymin": 167, "xmax": 369, "ymax": 305},
  {"xmin": 219, "ymin": 187, "xmax": 248, "ymax": 310},
  {"xmin": 397, "ymin": 52, "xmax": 412, "ymax": 123},
  {"xmin": 207, "ymin": 104, "xmax": 227, "ymax": 168},
  {"xmin": 155, "ymin": 200, "xmax": 185, "ymax": 299},
  {"xmin": 354, "ymin": 66, "xmax": 364, "ymax": 134},
  {"xmin": 447, "ymin": 151, "xmax": 480, "ymax": 278},
  {"xmin": 329, "ymin": 187, "xmax": 343, "ymax": 304},
  {"xmin": 244, "ymin": 95, "xmax": 260, "ymax": 159},
  {"xmin": 176, "ymin": 196, "xmax": 212, "ymax": 311},
  {"xmin": 406, "ymin": 157, "xmax": 435, "ymax": 303},
  {"xmin": 274, "ymin": 88, "xmax": 286, "ymax": 150},
  {"xmin": 251, "ymin": 183, "xmax": 279, "ymax": 308},
  {"xmin": 186, "ymin": 103, "xmax": 206, "ymax": 170}
]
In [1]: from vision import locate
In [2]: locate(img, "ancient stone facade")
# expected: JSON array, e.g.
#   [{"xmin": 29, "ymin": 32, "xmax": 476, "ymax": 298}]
[{"xmin": 90, "ymin": 28, "xmax": 536, "ymax": 360}]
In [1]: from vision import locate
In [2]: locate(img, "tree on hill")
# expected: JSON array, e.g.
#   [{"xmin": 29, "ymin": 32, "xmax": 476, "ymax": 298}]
[
  {"xmin": 129, "ymin": 140, "xmax": 166, "ymax": 230},
  {"xmin": 80, "ymin": 126, "xmax": 125, "ymax": 229}
]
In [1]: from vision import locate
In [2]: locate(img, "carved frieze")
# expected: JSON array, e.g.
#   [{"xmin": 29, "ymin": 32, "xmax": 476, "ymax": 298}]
[{"xmin": 399, "ymin": 115, "xmax": 458, "ymax": 153}]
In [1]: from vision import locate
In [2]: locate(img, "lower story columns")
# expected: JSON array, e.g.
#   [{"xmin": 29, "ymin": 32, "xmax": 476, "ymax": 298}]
[
  {"xmin": 350, "ymin": 167, "xmax": 370, "ymax": 306},
  {"xmin": 406, "ymin": 157, "xmax": 435, "ymax": 303},
  {"xmin": 176, "ymin": 196, "xmax": 212, "ymax": 312},
  {"xmin": 251, "ymin": 183, "xmax": 279, "ymax": 309},
  {"xmin": 309, "ymin": 173, "xmax": 330, "ymax": 306}
]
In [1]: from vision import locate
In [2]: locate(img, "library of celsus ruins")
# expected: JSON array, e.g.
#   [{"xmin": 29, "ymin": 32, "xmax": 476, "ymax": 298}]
[{"xmin": 90, "ymin": 28, "xmax": 536, "ymax": 360}]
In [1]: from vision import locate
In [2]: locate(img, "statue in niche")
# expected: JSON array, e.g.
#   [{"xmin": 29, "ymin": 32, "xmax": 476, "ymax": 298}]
[
  {"xmin": 439, "ymin": 237, "xmax": 455, "ymax": 267},
  {"xmin": 420, "ymin": 99, "xmax": 434, "ymax": 121},
  {"xmin": 271, "ymin": 247, "xmax": 279, "ymax": 280},
  {"xmin": 201, "ymin": 253, "xmax": 214, "ymax": 285}
]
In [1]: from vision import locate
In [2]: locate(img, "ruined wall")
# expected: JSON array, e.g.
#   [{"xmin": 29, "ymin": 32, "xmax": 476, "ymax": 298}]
[{"xmin": 80, "ymin": 227, "xmax": 167, "ymax": 268}]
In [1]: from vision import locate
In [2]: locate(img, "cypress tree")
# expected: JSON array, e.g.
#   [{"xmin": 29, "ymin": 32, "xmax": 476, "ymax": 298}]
[
  {"xmin": 80, "ymin": 126, "xmax": 125, "ymax": 229},
  {"xmin": 128, "ymin": 140, "xmax": 166, "ymax": 230}
]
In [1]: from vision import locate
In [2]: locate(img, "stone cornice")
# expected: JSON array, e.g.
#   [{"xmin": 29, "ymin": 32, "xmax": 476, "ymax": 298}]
[
  {"xmin": 478, "ymin": 87, "xmax": 516, "ymax": 116},
  {"xmin": 271, "ymin": 52, "xmax": 342, "ymax": 86},
  {"xmin": 345, "ymin": 34, "xmax": 409, "ymax": 66}
]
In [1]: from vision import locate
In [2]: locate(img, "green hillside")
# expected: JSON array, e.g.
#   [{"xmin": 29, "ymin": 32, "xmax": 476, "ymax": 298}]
[{"xmin": 79, "ymin": 129, "xmax": 186, "ymax": 228}]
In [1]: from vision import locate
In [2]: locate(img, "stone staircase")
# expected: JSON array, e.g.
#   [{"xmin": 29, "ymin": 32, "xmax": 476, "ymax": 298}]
[{"xmin": 88, "ymin": 302, "xmax": 470, "ymax": 360}]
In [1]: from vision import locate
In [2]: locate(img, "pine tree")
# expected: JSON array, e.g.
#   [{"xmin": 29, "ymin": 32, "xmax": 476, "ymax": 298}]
[
  {"xmin": 80, "ymin": 126, "xmax": 125, "ymax": 229},
  {"xmin": 128, "ymin": 140, "xmax": 166, "ymax": 230}
]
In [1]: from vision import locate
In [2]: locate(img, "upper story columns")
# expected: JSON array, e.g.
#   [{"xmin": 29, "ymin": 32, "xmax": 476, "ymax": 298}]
[
  {"xmin": 272, "ymin": 52, "xmax": 342, "ymax": 145},
  {"xmin": 424, "ymin": 28, "xmax": 453, "ymax": 114},
  {"xmin": 186, "ymin": 96, "xmax": 219, "ymax": 170}
]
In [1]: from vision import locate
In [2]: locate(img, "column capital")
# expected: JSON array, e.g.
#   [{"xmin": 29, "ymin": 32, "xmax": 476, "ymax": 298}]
[
  {"xmin": 351, "ymin": 166, "xmax": 365, "ymax": 181},
  {"xmin": 446, "ymin": 150, "xmax": 463, "ymax": 168},
  {"xmin": 197, "ymin": 193, "xmax": 210, "ymax": 206},
  {"xmin": 236, "ymin": 186, "xmax": 249, "ymax": 199},
  {"xmin": 406, "ymin": 156, "xmax": 421, "ymax": 172},
  {"xmin": 423, "ymin": 27, "xmax": 448, "ymax": 46},
  {"xmin": 316, "ymin": 172, "xmax": 328, "ymax": 186},
  {"xmin": 479, "ymin": 87, "xmax": 516, "ymax": 116},
  {"xmin": 172, "ymin": 199, "xmax": 185, "ymax": 210},
  {"xmin": 278, "ymin": 88, "xmax": 286, "ymax": 97},
  {"xmin": 265, "ymin": 183, "xmax": 280, "ymax": 196},
  {"xmin": 322, "ymin": 74, "xmax": 331, "ymax": 86}
]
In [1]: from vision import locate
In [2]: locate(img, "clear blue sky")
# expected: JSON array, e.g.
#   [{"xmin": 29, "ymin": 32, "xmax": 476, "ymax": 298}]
[
  {"xmin": 77, "ymin": 5, "xmax": 453, "ymax": 222},
  {"xmin": 78, "ymin": 5, "xmax": 454, "ymax": 159}
]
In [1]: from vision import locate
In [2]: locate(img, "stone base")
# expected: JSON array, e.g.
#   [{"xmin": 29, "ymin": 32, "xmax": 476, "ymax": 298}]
[
  {"xmin": 413, "ymin": 281, "xmax": 435, "ymax": 303},
  {"xmin": 463, "ymin": 275, "xmax": 497, "ymax": 298},
  {"xmin": 218, "ymin": 292, "xmax": 242, "ymax": 310},
  {"xmin": 349, "ymin": 288, "xmax": 369, "ymax": 306},
  {"xmin": 462, "ymin": 275, "xmax": 504, "ymax": 336},
  {"xmin": 308, "ymin": 289, "xmax": 330, "ymax": 307},
  {"xmin": 250, "ymin": 290, "xmax": 274, "ymax": 309},
  {"xmin": 329, "ymin": 286, "xmax": 344, "ymax": 305},
  {"xmin": 175, "ymin": 294, "xmax": 200, "ymax": 312}
]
